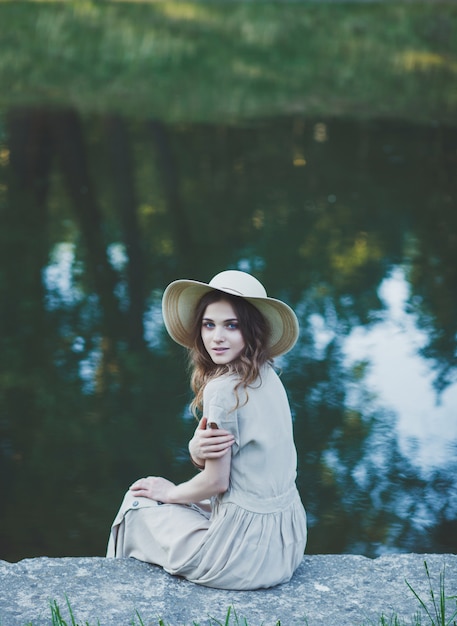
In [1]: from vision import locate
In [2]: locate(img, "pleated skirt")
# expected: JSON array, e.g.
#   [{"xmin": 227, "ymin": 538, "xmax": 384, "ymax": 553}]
[{"xmin": 107, "ymin": 490, "xmax": 307, "ymax": 590}]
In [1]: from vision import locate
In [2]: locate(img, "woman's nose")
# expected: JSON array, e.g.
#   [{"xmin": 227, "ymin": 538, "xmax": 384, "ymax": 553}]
[{"xmin": 214, "ymin": 326, "xmax": 225, "ymax": 342}]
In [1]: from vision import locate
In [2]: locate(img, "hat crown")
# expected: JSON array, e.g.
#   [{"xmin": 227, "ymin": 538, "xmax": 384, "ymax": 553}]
[{"xmin": 209, "ymin": 270, "xmax": 267, "ymax": 299}]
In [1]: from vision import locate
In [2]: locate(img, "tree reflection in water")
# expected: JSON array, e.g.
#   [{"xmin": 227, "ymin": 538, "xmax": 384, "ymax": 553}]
[{"xmin": 0, "ymin": 108, "xmax": 456, "ymax": 562}]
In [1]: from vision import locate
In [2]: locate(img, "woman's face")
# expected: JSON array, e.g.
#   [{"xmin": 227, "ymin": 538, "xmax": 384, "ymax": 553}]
[{"xmin": 201, "ymin": 299, "xmax": 246, "ymax": 365}]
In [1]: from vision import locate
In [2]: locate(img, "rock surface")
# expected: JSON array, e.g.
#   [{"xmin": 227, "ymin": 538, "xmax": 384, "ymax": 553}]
[{"xmin": 1, "ymin": 554, "xmax": 456, "ymax": 625}]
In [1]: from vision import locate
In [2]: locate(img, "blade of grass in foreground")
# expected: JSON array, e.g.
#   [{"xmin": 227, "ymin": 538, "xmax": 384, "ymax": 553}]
[{"xmin": 405, "ymin": 560, "xmax": 457, "ymax": 626}]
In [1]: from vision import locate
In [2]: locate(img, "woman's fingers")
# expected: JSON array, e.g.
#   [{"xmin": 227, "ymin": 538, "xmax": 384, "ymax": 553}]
[
  {"xmin": 201, "ymin": 435, "xmax": 235, "ymax": 457},
  {"xmin": 129, "ymin": 476, "xmax": 175, "ymax": 502},
  {"xmin": 202, "ymin": 428, "xmax": 233, "ymax": 439},
  {"xmin": 130, "ymin": 477, "xmax": 151, "ymax": 494},
  {"xmin": 202, "ymin": 438, "xmax": 233, "ymax": 450},
  {"xmin": 189, "ymin": 418, "xmax": 234, "ymax": 461}
]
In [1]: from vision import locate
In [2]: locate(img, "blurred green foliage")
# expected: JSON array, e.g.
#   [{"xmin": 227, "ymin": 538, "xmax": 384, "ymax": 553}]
[{"xmin": 0, "ymin": 1, "xmax": 456, "ymax": 123}]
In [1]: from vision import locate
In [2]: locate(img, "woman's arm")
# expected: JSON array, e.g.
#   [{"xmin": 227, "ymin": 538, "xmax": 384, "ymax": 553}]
[
  {"xmin": 189, "ymin": 417, "xmax": 235, "ymax": 469},
  {"xmin": 129, "ymin": 452, "xmax": 231, "ymax": 504}
]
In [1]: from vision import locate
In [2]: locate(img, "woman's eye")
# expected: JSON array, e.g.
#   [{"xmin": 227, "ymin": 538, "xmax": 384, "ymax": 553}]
[
  {"xmin": 227, "ymin": 322, "xmax": 239, "ymax": 330},
  {"xmin": 202, "ymin": 321, "xmax": 214, "ymax": 329}
]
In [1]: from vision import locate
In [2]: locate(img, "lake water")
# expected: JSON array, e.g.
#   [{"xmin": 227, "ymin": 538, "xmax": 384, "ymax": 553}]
[{"xmin": 1, "ymin": 108, "xmax": 456, "ymax": 562}]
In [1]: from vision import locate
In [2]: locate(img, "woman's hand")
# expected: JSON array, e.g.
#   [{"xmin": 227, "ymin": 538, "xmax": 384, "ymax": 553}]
[
  {"xmin": 129, "ymin": 476, "xmax": 176, "ymax": 503},
  {"xmin": 188, "ymin": 417, "xmax": 235, "ymax": 468}
]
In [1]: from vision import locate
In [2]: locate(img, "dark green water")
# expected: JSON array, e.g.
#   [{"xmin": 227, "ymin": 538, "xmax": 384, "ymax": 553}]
[{"xmin": 1, "ymin": 110, "xmax": 456, "ymax": 562}]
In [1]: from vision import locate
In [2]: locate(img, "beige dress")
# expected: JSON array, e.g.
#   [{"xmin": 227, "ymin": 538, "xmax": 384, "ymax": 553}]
[{"xmin": 107, "ymin": 365, "xmax": 307, "ymax": 590}]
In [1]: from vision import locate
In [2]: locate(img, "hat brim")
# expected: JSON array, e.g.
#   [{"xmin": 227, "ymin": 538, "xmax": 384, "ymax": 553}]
[{"xmin": 162, "ymin": 279, "xmax": 299, "ymax": 358}]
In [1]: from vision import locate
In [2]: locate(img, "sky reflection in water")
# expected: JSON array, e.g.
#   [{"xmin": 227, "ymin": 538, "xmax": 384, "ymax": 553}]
[{"xmin": 344, "ymin": 267, "xmax": 457, "ymax": 475}]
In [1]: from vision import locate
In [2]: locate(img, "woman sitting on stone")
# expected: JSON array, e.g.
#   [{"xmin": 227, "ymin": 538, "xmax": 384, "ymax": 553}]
[{"xmin": 107, "ymin": 270, "xmax": 307, "ymax": 590}]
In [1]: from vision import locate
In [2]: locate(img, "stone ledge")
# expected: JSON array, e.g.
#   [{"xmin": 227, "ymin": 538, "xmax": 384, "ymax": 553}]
[{"xmin": 1, "ymin": 554, "xmax": 456, "ymax": 625}]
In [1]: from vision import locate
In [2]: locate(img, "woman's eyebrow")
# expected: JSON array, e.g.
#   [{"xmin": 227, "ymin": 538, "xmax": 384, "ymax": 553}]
[{"xmin": 202, "ymin": 317, "xmax": 239, "ymax": 323}]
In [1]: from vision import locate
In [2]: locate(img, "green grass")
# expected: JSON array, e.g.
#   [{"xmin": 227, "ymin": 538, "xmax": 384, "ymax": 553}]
[
  {"xmin": 8, "ymin": 561, "xmax": 457, "ymax": 626},
  {"xmin": 405, "ymin": 561, "xmax": 457, "ymax": 626},
  {"xmin": 23, "ymin": 601, "xmax": 284, "ymax": 626},
  {"xmin": 361, "ymin": 561, "xmax": 457, "ymax": 626},
  {"xmin": 0, "ymin": 2, "xmax": 456, "ymax": 123}
]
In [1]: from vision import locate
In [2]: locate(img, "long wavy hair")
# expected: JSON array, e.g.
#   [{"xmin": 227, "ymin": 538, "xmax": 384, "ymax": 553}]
[{"xmin": 188, "ymin": 290, "xmax": 272, "ymax": 416}]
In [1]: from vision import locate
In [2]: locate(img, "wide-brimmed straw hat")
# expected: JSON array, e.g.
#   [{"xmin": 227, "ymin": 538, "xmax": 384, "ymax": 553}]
[{"xmin": 162, "ymin": 270, "xmax": 299, "ymax": 357}]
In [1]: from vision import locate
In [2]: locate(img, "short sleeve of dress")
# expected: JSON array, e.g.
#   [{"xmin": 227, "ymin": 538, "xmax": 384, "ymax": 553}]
[{"xmin": 203, "ymin": 377, "xmax": 240, "ymax": 456}]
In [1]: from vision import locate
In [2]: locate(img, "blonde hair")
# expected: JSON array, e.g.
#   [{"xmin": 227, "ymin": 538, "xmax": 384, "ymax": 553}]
[{"xmin": 188, "ymin": 290, "xmax": 272, "ymax": 417}]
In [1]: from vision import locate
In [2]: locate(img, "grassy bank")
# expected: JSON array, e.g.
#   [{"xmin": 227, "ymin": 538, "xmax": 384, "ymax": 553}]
[{"xmin": 0, "ymin": 2, "xmax": 456, "ymax": 123}]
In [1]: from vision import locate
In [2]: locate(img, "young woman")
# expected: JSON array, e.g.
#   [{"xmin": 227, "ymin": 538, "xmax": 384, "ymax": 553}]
[{"xmin": 107, "ymin": 270, "xmax": 307, "ymax": 590}]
